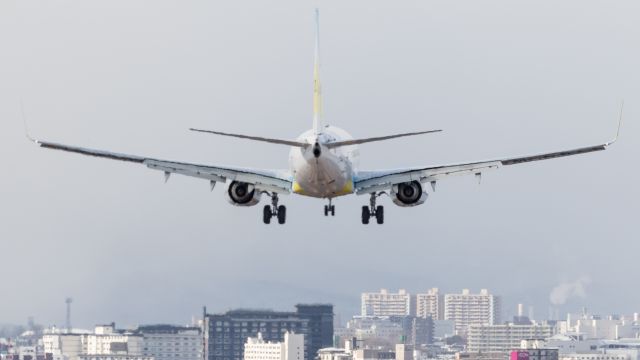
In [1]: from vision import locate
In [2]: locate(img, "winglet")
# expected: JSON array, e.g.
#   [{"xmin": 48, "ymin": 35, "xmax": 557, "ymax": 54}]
[
  {"xmin": 20, "ymin": 100, "xmax": 38, "ymax": 144},
  {"xmin": 606, "ymin": 100, "xmax": 624, "ymax": 146}
]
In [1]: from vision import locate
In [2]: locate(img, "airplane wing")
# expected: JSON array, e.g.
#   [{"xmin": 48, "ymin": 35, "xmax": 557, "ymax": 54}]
[
  {"xmin": 354, "ymin": 143, "xmax": 612, "ymax": 194},
  {"xmin": 32, "ymin": 139, "xmax": 292, "ymax": 194},
  {"xmin": 356, "ymin": 104, "xmax": 624, "ymax": 194},
  {"xmin": 354, "ymin": 110, "xmax": 624, "ymax": 195}
]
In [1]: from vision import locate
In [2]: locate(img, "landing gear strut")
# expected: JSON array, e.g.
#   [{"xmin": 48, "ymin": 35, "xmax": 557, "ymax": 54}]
[
  {"xmin": 362, "ymin": 192, "xmax": 384, "ymax": 225},
  {"xmin": 324, "ymin": 198, "xmax": 335, "ymax": 217},
  {"xmin": 263, "ymin": 193, "xmax": 286, "ymax": 224}
]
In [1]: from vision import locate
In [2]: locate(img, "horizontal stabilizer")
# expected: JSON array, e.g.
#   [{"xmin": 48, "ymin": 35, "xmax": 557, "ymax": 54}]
[
  {"xmin": 189, "ymin": 128, "xmax": 309, "ymax": 148},
  {"xmin": 326, "ymin": 129, "xmax": 442, "ymax": 148}
]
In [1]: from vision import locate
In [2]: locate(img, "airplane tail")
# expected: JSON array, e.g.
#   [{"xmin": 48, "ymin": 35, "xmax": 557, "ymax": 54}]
[{"xmin": 312, "ymin": 8, "xmax": 324, "ymax": 134}]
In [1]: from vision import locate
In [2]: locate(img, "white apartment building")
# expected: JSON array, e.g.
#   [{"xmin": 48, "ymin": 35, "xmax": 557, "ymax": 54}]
[
  {"xmin": 467, "ymin": 323, "xmax": 554, "ymax": 352},
  {"xmin": 42, "ymin": 324, "xmax": 147, "ymax": 360},
  {"xmin": 86, "ymin": 325, "xmax": 143, "ymax": 356},
  {"xmin": 361, "ymin": 289, "xmax": 413, "ymax": 317},
  {"xmin": 136, "ymin": 325, "xmax": 202, "ymax": 360},
  {"xmin": 243, "ymin": 332, "xmax": 304, "ymax": 360},
  {"xmin": 444, "ymin": 289, "xmax": 501, "ymax": 336},
  {"xmin": 43, "ymin": 333, "xmax": 85, "ymax": 360},
  {"xmin": 416, "ymin": 288, "xmax": 444, "ymax": 320}
]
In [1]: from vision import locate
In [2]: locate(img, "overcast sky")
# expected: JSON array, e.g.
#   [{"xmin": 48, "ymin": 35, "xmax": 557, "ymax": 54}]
[{"xmin": 1, "ymin": 0, "xmax": 639, "ymax": 329}]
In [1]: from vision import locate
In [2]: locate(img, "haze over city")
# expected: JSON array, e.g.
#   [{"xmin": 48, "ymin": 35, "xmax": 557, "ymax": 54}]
[{"xmin": 1, "ymin": 0, "xmax": 639, "ymax": 333}]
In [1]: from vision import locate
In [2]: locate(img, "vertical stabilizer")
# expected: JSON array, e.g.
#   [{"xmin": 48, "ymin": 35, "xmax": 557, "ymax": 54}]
[{"xmin": 312, "ymin": 9, "xmax": 324, "ymax": 134}]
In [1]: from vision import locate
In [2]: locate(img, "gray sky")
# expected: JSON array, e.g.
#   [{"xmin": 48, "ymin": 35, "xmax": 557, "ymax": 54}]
[{"xmin": 1, "ymin": 0, "xmax": 639, "ymax": 328}]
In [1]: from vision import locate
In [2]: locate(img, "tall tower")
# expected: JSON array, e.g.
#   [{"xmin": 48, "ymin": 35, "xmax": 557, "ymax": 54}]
[{"xmin": 65, "ymin": 297, "xmax": 73, "ymax": 333}]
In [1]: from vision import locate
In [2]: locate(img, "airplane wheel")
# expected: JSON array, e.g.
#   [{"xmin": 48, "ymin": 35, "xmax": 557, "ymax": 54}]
[
  {"xmin": 331, "ymin": 205, "xmax": 335, "ymax": 216},
  {"xmin": 277, "ymin": 205, "xmax": 287, "ymax": 224},
  {"xmin": 376, "ymin": 206, "xmax": 384, "ymax": 224},
  {"xmin": 361, "ymin": 206, "xmax": 370, "ymax": 224},
  {"xmin": 263, "ymin": 205, "xmax": 272, "ymax": 224},
  {"xmin": 324, "ymin": 205, "xmax": 329, "ymax": 216}
]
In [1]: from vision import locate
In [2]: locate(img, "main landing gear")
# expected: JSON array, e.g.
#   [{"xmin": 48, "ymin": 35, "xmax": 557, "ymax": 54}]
[
  {"xmin": 263, "ymin": 193, "xmax": 286, "ymax": 224},
  {"xmin": 362, "ymin": 192, "xmax": 384, "ymax": 225},
  {"xmin": 324, "ymin": 198, "xmax": 335, "ymax": 216}
]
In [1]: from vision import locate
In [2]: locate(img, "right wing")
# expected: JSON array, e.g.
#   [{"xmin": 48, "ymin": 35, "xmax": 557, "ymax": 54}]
[
  {"xmin": 32, "ymin": 139, "xmax": 292, "ymax": 194},
  {"xmin": 354, "ymin": 143, "xmax": 610, "ymax": 194},
  {"xmin": 355, "ymin": 107, "xmax": 624, "ymax": 194}
]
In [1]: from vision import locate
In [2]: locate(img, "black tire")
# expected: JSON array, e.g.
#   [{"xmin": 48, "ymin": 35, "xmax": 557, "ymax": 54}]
[
  {"xmin": 324, "ymin": 205, "xmax": 329, "ymax": 216},
  {"xmin": 331, "ymin": 205, "xmax": 335, "ymax": 216},
  {"xmin": 277, "ymin": 205, "xmax": 287, "ymax": 224},
  {"xmin": 361, "ymin": 206, "xmax": 370, "ymax": 224},
  {"xmin": 263, "ymin": 205, "xmax": 272, "ymax": 224},
  {"xmin": 376, "ymin": 205, "xmax": 384, "ymax": 224}
]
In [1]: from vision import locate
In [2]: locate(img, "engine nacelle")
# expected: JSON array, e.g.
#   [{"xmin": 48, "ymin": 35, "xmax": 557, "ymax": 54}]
[
  {"xmin": 225, "ymin": 181, "xmax": 262, "ymax": 206},
  {"xmin": 391, "ymin": 181, "xmax": 428, "ymax": 207}
]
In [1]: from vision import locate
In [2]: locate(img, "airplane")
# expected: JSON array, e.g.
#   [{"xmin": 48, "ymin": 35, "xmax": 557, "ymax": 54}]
[{"xmin": 27, "ymin": 9, "xmax": 623, "ymax": 225}]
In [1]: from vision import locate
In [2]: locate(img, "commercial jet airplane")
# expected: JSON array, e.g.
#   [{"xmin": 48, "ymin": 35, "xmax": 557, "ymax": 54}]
[{"xmin": 28, "ymin": 10, "xmax": 622, "ymax": 225}]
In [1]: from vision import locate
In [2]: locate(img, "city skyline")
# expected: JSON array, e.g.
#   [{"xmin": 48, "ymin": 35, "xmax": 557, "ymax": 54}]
[
  {"xmin": 0, "ymin": 286, "xmax": 630, "ymax": 331},
  {"xmin": 1, "ymin": 0, "xmax": 639, "ymax": 333}
]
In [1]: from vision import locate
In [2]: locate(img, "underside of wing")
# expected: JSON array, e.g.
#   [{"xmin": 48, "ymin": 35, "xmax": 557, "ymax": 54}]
[{"xmin": 35, "ymin": 139, "xmax": 292, "ymax": 194}]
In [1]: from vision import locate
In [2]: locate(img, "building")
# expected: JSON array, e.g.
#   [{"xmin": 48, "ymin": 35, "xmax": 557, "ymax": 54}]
[
  {"xmin": 135, "ymin": 325, "xmax": 202, "ymax": 360},
  {"xmin": 400, "ymin": 317, "xmax": 434, "ymax": 346},
  {"xmin": 42, "ymin": 333, "xmax": 84, "ymax": 360},
  {"xmin": 351, "ymin": 349, "xmax": 395, "ymax": 360},
  {"xmin": 204, "ymin": 304, "xmax": 333, "ymax": 360},
  {"xmin": 544, "ymin": 334, "xmax": 602, "ymax": 354},
  {"xmin": 416, "ymin": 289, "xmax": 444, "ymax": 320},
  {"xmin": 41, "ymin": 324, "xmax": 149, "ymax": 360},
  {"xmin": 361, "ymin": 290, "xmax": 414, "ymax": 317},
  {"xmin": 510, "ymin": 348, "xmax": 558, "ymax": 360},
  {"xmin": 444, "ymin": 289, "xmax": 501, "ymax": 336},
  {"xmin": 335, "ymin": 315, "xmax": 433, "ymax": 350},
  {"xmin": 2, "ymin": 346, "xmax": 45, "ymax": 360},
  {"xmin": 433, "ymin": 320, "xmax": 455, "ymax": 339},
  {"xmin": 467, "ymin": 323, "xmax": 553, "ymax": 352},
  {"xmin": 317, "ymin": 348, "xmax": 351, "ymax": 360},
  {"xmin": 243, "ymin": 332, "xmax": 303, "ymax": 360},
  {"xmin": 85, "ymin": 325, "xmax": 144, "ymax": 356}
]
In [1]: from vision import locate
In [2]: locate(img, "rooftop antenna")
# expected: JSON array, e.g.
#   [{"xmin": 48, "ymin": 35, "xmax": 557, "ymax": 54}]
[{"xmin": 65, "ymin": 297, "xmax": 73, "ymax": 333}]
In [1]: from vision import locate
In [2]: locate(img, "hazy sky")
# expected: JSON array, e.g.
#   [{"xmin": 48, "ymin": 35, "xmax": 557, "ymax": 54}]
[{"xmin": 1, "ymin": 0, "xmax": 639, "ymax": 329}]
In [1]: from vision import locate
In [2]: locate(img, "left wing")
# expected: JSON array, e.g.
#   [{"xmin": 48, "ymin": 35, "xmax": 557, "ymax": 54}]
[
  {"xmin": 355, "ymin": 113, "xmax": 623, "ymax": 194},
  {"xmin": 32, "ymin": 139, "xmax": 292, "ymax": 194}
]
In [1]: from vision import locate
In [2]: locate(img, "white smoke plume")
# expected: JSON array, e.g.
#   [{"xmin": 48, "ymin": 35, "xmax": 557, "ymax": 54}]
[{"xmin": 549, "ymin": 277, "xmax": 591, "ymax": 305}]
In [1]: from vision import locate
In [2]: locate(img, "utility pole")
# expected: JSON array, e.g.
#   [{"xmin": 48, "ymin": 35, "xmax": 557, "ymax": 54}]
[{"xmin": 65, "ymin": 298, "xmax": 73, "ymax": 333}]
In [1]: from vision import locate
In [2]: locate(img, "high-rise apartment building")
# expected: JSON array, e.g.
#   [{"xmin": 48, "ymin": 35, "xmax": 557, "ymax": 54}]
[
  {"xmin": 444, "ymin": 289, "xmax": 502, "ymax": 336},
  {"xmin": 204, "ymin": 304, "xmax": 333, "ymax": 360},
  {"xmin": 416, "ymin": 288, "xmax": 444, "ymax": 320},
  {"xmin": 361, "ymin": 289, "xmax": 414, "ymax": 317}
]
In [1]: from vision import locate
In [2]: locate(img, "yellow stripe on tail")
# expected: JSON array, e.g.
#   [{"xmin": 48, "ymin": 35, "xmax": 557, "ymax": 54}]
[{"xmin": 312, "ymin": 9, "xmax": 324, "ymax": 134}]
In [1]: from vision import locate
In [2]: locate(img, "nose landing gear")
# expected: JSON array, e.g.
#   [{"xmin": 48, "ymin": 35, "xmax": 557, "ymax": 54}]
[
  {"xmin": 263, "ymin": 193, "xmax": 286, "ymax": 224},
  {"xmin": 324, "ymin": 199, "xmax": 335, "ymax": 216},
  {"xmin": 362, "ymin": 192, "xmax": 384, "ymax": 224}
]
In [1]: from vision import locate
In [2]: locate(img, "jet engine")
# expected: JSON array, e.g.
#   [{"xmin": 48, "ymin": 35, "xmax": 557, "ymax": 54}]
[
  {"xmin": 225, "ymin": 181, "xmax": 262, "ymax": 206},
  {"xmin": 391, "ymin": 181, "xmax": 428, "ymax": 207}
]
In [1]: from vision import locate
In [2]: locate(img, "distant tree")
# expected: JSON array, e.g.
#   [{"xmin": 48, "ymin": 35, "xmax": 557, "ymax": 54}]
[{"xmin": 445, "ymin": 335, "xmax": 466, "ymax": 346}]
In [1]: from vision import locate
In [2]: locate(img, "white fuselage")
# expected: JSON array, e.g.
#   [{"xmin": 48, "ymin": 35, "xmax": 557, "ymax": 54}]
[{"xmin": 288, "ymin": 126, "xmax": 359, "ymax": 198}]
